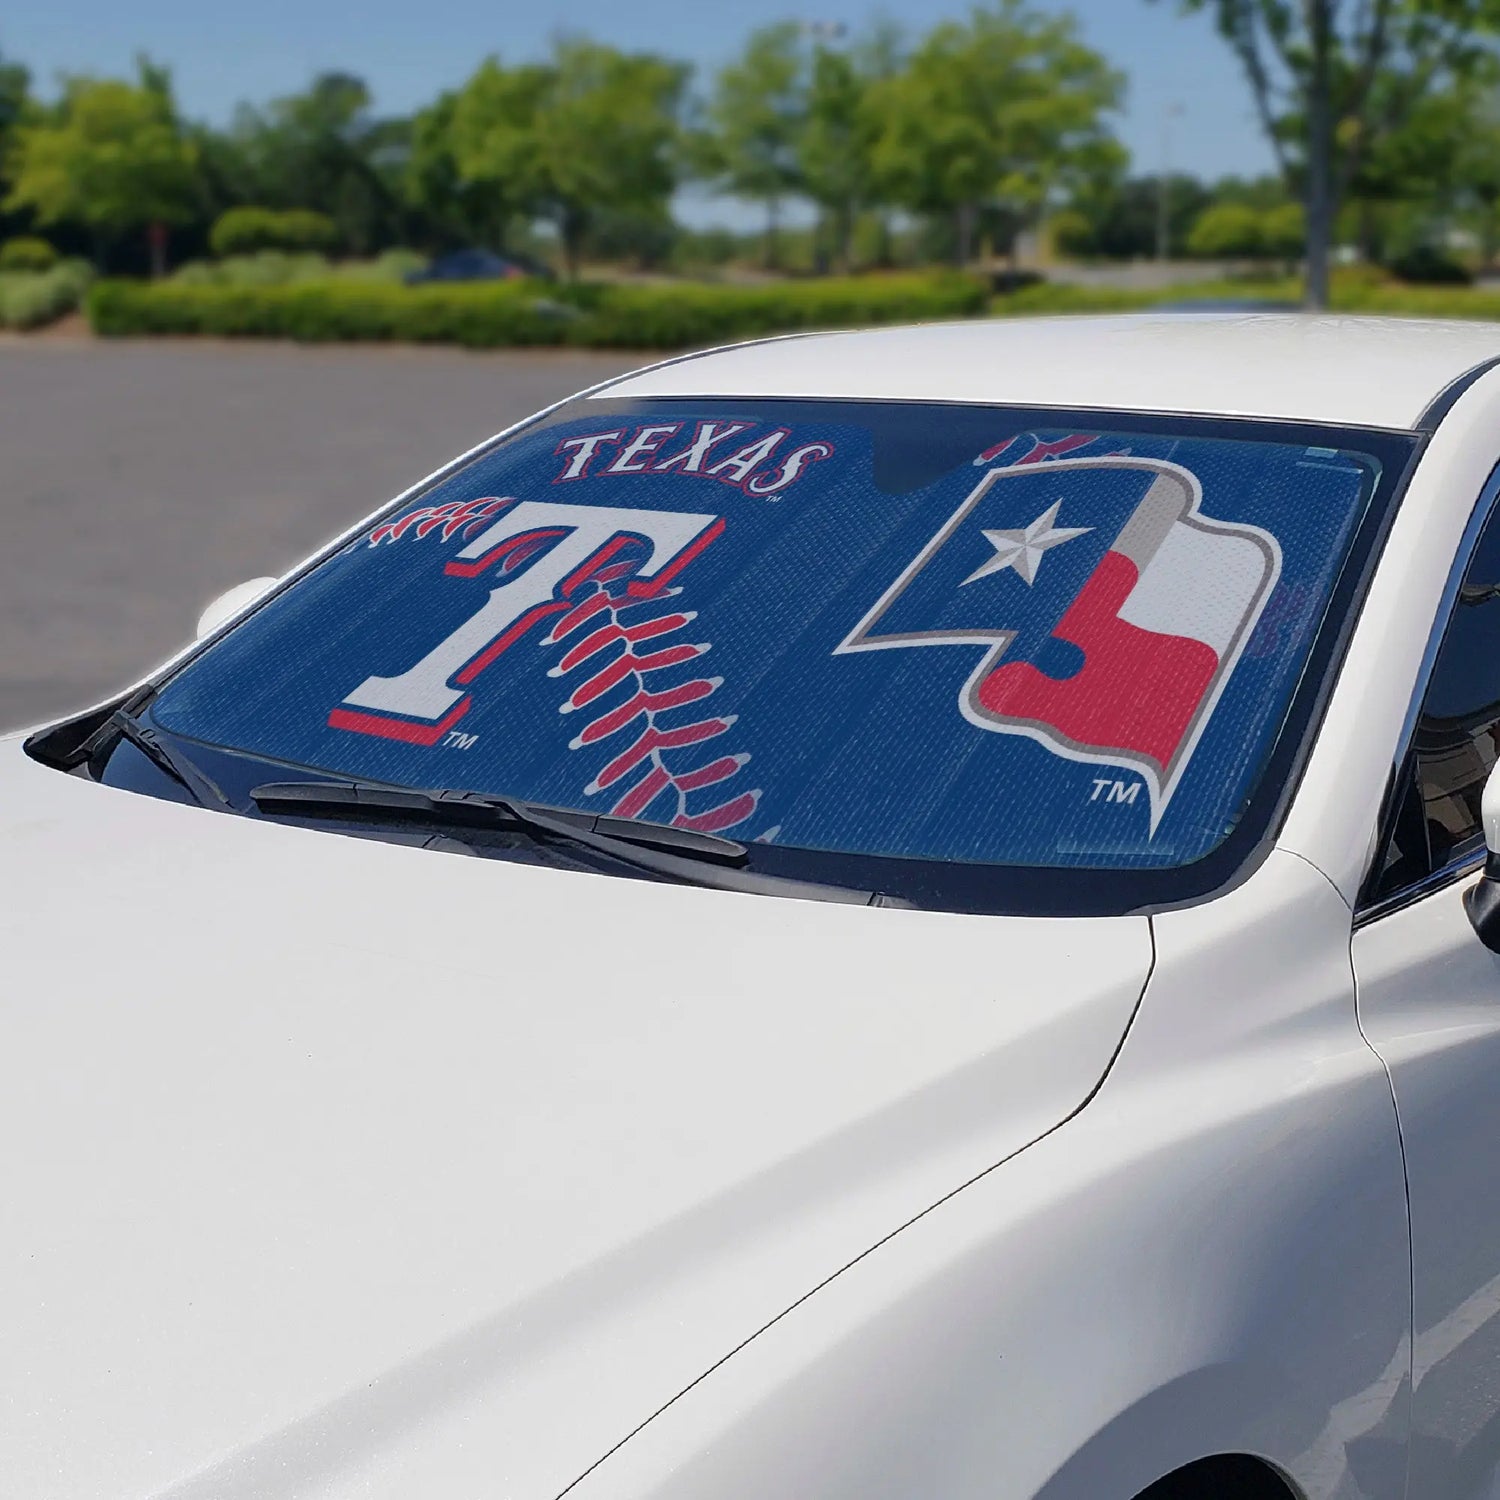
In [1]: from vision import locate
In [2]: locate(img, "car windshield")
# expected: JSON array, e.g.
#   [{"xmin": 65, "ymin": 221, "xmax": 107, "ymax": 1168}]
[{"xmin": 139, "ymin": 397, "xmax": 1412, "ymax": 912}]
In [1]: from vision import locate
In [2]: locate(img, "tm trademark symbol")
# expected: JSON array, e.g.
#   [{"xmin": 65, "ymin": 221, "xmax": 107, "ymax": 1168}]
[
  {"xmin": 1089, "ymin": 777, "xmax": 1140, "ymax": 806},
  {"xmin": 444, "ymin": 731, "xmax": 479, "ymax": 750}
]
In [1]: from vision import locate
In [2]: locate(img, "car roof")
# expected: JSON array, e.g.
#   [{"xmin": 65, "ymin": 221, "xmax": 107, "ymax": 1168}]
[{"xmin": 599, "ymin": 313, "xmax": 1500, "ymax": 432}]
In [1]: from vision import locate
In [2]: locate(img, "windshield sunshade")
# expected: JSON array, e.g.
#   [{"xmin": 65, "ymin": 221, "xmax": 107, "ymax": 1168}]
[{"xmin": 140, "ymin": 398, "xmax": 1409, "ymax": 904}]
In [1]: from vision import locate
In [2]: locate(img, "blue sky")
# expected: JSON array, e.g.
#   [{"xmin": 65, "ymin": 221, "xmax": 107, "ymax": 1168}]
[{"xmin": 2, "ymin": 1, "xmax": 1276, "ymax": 224}]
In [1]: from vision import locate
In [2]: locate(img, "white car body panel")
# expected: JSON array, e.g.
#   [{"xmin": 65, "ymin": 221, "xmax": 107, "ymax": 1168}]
[
  {"xmin": 602, "ymin": 313, "xmax": 1500, "ymax": 428},
  {"xmin": 16, "ymin": 314, "xmax": 1500, "ymax": 1498},
  {"xmin": 1354, "ymin": 881, "xmax": 1500, "ymax": 1499},
  {"xmin": 569, "ymin": 853, "xmax": 1409, "ymax": 1500},
  {"xmin": 0, "ymin": 746, "xmax": 1149, "ymax": 1500}
]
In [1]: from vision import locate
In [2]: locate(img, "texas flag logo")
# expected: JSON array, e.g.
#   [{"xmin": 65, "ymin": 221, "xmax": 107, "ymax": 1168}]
[{"xmin": 835, "ymin": 457, "xmax": 1282, "ymax": 829}]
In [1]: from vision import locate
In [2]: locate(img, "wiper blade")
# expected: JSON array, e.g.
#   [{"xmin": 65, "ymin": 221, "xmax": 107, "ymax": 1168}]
[
  {"xmin": 105, "ymin": 710, "xmax": 232, "ymax": 809},
  {"xmin": 250, "ymin": 779, "xmax": 746, "ymax": 861},
  {"xmin": 249, "ymin": 779, "xmax": 899, "ymax": 907}
]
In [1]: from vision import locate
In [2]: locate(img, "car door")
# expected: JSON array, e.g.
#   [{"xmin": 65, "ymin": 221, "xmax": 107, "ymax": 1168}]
[{"xmin": 1353, "ymin": 480, "xmax": 1500, "ymax": 1500}]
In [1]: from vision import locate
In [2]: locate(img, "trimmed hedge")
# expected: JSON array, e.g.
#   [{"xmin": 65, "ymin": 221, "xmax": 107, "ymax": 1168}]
[
  {"xmin": 169, "ymin": 247, "xmax": 428, "ymax": 289},
  {"xmin": 88, "ymin": 280, "xmax": 581, "ymax": 344},
  {"xmin": 86, "ymin": 271, "xmax": 990, "ymax": 349},
  {"xmin": 94, "ymin": 268, "xmax": 1500, "ymax": 344},
  {"xmin": 0, "ymin": 235, "xmax": 58, "ymax": 272},
  {"xmin": 209, "ymin": 207, "xmax": 338, "ymax": 257},
  {"xmin": 988, "ymin": 269, "xmax": 1500, "ymax": 321},
  {"xmin": 570, "ymin": 274, "xmax": 989, "ymax": 347},
  {"xmin": 1338, "ymin": 283, "xmax": 1500, "ymax": 319},
  {"xmin": 990, "ymin": 274, "xmax": 1309, "ymax": 318},
  {"xmin": 0, "ymin": 259, "xmax": 94, "ymax": 329}
]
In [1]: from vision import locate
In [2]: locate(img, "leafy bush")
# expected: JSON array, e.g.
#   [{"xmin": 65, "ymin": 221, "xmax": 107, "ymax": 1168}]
[
  {"xmin": 87, "ymin": 271, "xmax": 989, "ymax": 348},
  {"xmin": 167, "ymin": 261, "xmax": 218, "ymax": 287},
  {"xmin": 1186, "ymin": 203, "xmax": 1268, "ymax": 259},
  {"xmin": 172, "ymin": 251, "xmax": 332, "ymax": 287},
  {"xmin": 172, "ymin": 248, "xmax": 430, "ymax": 289},
  {"xmin": 0, "ymin": 235, "xmax": 58, "ymax": 272},
  {"xmin": 208, "ymin": 207, "xmax": 339, "ymax": 258},
  {"xmin": 0, "ymin": 259, "xmax": 94, "ymax": 329},
  {"xmin": 1387, "ymin": 244, "xmax": 1473, "ymax": 286},
  {"xmin": 337, "ymin": 247, "xmax": 430, "ymax": 283}
]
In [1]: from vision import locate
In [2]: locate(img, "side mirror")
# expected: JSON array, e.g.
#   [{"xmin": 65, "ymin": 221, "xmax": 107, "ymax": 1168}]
[
  {"xmin": 195, "ymin": 576, "xmax": 275, "ymax": 639},
  {"xmin": 1466, "ymin": 764, "xmax": 1500, "ymax": 950}
]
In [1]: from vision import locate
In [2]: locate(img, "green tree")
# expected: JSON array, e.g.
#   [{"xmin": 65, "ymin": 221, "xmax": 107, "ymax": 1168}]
[
  {"xmin": 5, "ymin": 61, "xmax": 198, "ymax": 273},
  {"xmin": 0, "ymin": 48, "xmax": 29, "ymax": 155},
  {"xmin": 853, "ymin": 19, "xmax": 908, "ymax": 268},
  {"xmin": 451, "ymin": 41, "xmax": 687, "ymax": 279},
  {"xmin": 698, "ymin": 23, "xmax": 807, "ymax": 269},
  {"xmin": 798, "ymin": 45, "xmax": 871, "ymax": 272},
  {"xmin": 1330, "ymin": 63, "xmax": 1500, "ymax": 264},
  {"xmin": 869, "ymin": 1, "xmax": 1123, "ymax": 265},
  {"xmin": 448, "ymin": 59, "xmax": 551, "ymax": 258},
  {"xmin": 795, "ymin": 26, "xmax": 910, "ymax": 273},
  {"xmin": 1065, "ymin": 171, "xmax": 1212, "ymax": 259},
  {"xmin": 405, "ymin": 88, "xmax": 514, "ymax": 251},
  {"xmin": 1345, "ymin": 86, "xmax": 1455, "ymax": 261},
  {"xmin": 226, "ymin": 73, "xmax": 406, "ymax": 254},
  {"xmin": 1210, "ymin": 173, "xmax": 1296, "ymax": 210},
  {"xmin": 0, "ymin": 49, "xmax": 34, "ymax": 243},
  {"xmin": 1450, "ymin": 89, "xmax": 1500, "ymax": 266},
  {"xmin": 581, "ymin": 202, "xmax": 678, "ymax": 269},
  {"xmin": 1161, "ymin": 0, "xmax": 1500, "ymax": 308}
]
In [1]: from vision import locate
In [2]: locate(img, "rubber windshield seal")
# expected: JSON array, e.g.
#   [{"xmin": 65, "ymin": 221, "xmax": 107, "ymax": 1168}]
[{"xmin": 1417, "ymin": 356, "xmax": 1500, "ymax": 433}]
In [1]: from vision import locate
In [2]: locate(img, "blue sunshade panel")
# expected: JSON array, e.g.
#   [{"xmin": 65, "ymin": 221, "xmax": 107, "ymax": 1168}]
[{"xmin": 153, "ymin": 410, "xmax": 1377, "ymax": 870}]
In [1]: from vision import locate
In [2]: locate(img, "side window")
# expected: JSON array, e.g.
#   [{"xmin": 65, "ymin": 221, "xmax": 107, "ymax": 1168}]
[{"xmin": 1370, "ymin": 507, "xmax": 1500, "ymax": 902}]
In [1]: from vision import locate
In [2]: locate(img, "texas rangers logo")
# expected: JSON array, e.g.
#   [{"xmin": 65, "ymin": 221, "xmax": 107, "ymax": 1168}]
[{"xmin": 836, "ymin": 457, "xmax": 1282, "ymax": 829}]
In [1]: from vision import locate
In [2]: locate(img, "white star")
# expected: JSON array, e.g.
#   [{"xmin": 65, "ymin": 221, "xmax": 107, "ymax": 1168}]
[{"xmin": 961, "ymin": 500, "xmax": 1092, "ymax": 587}]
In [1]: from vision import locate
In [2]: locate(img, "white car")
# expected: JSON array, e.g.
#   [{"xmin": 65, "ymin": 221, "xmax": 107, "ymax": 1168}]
[{"xmin": 12, "ymin": 313, "xmax": 1500, "ymax": 1500}]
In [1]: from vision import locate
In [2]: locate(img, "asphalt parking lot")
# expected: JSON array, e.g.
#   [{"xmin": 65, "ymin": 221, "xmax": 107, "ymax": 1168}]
[{"xmin": 0, "ymin": 338, "xmax": 640, "ymax": 730}]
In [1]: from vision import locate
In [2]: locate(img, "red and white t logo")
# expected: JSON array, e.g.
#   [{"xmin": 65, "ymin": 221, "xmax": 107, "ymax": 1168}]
[{"xmin": 331, "ymin": 499, "xmax": 722, "ymax": 743}]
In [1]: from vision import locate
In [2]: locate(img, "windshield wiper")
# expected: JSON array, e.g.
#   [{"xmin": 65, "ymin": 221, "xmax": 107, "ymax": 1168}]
[
  {"xmin": 251, "ymin": 778, "xmax": 746, "ymax": 859},
  {"xmin": 103, "ymin": 709, "xmax": 232, "ymax": 810},
  {"xmin": 249, "ymin": 779, "xmax": 901, "ymax": 906}
]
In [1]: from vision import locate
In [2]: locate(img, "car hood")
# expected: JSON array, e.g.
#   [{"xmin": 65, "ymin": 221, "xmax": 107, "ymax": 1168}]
[{"xmin": 0, "ymin": 741, "xmax": 1152, "ymax": 1500}]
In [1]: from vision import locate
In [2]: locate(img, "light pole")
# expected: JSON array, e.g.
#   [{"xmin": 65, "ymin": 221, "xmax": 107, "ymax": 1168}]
[{"xmin": 1157, "ymin": 103, "xmax": 1185, "ymax": 263}]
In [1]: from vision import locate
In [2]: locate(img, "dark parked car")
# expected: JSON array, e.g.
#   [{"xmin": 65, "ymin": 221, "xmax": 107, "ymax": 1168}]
[{"xmin": 404, "ymin": 248, "xmax": 552, "ymax": 285}]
